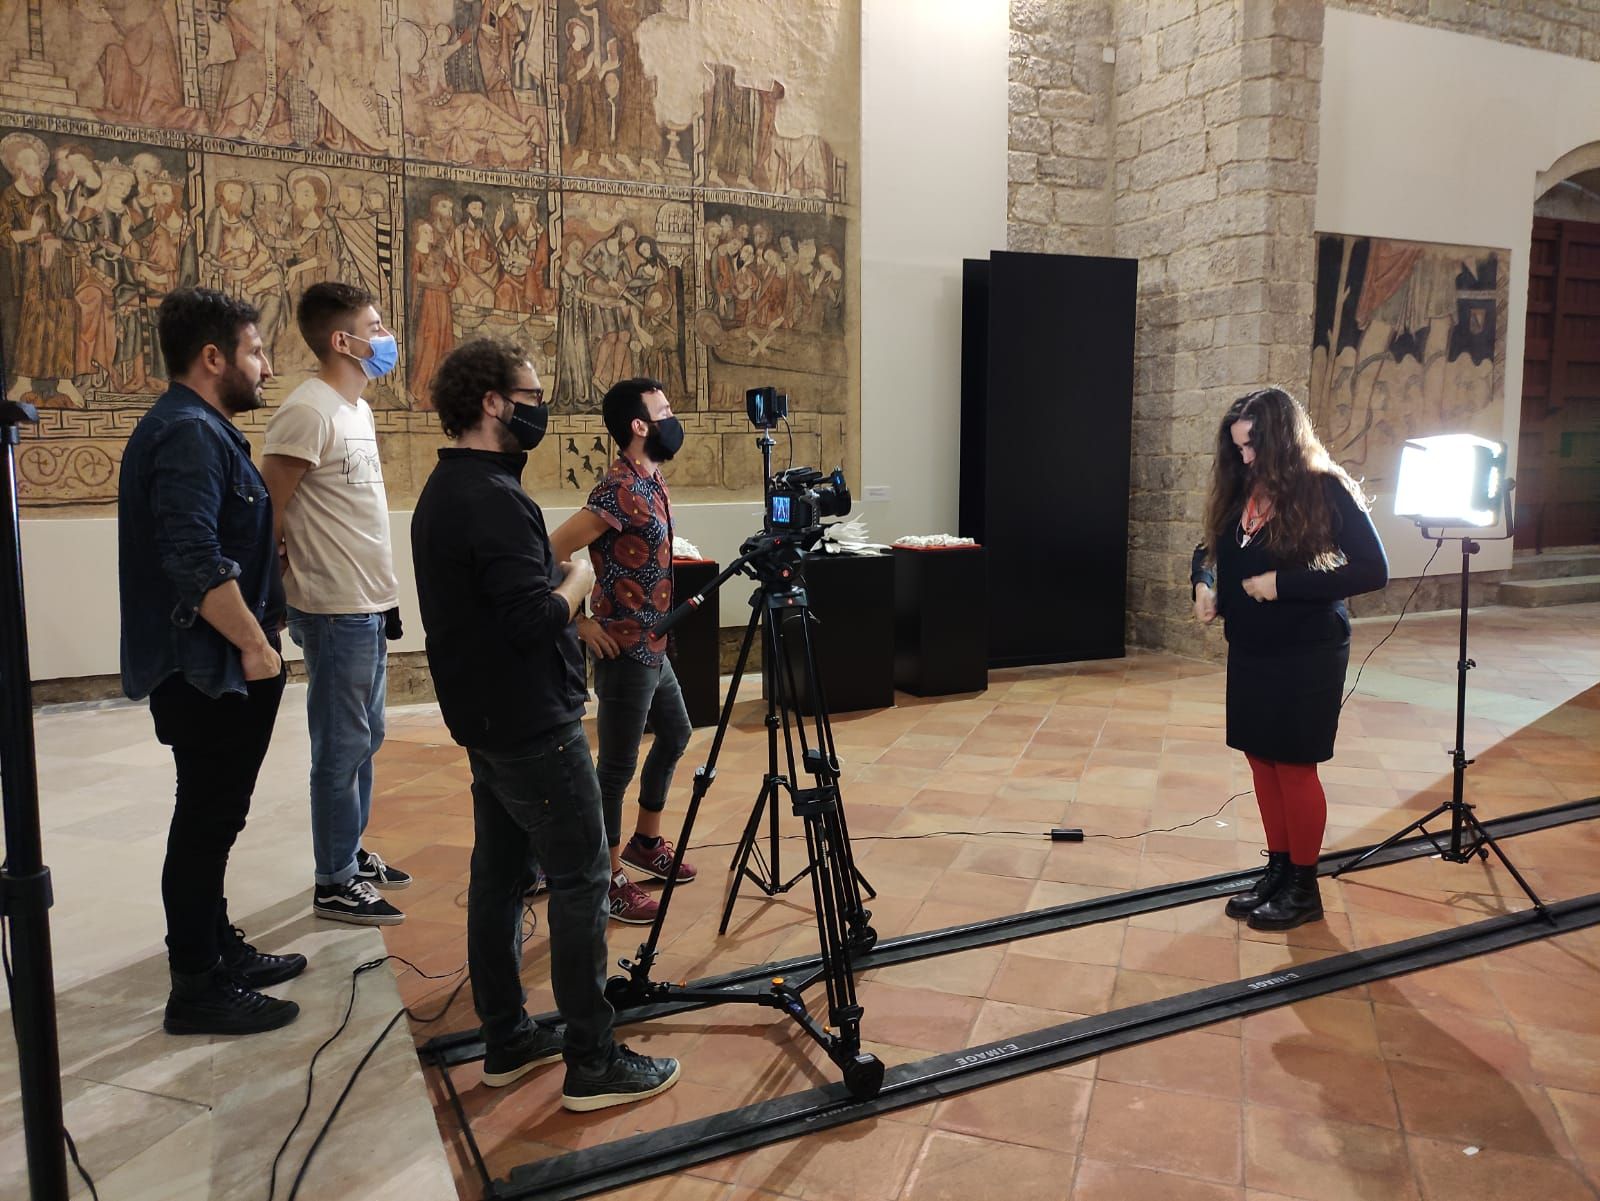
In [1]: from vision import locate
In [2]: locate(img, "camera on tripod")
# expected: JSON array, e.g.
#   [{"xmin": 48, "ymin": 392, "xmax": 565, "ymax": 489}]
[
  {"xmin": 768, "ymin": 466, "xmax": 851, "ymax": 534},
  {"xmin": 746, "ymin": 387, "xmax": 852, "ymax": 535}
]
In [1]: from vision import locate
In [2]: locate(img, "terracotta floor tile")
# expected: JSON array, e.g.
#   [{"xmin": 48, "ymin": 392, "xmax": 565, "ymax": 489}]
[
  {"xmin": 1071, "ymin": 1160, "xmax": 1245, "ymax": 1201},
  {"xmin": 900, "ymin": 1129, "xmax": 1076, "ymax": 1201},
  {"xmin": 1095, "ymin": 1029, "xmax": 1243, "ymax": 1099},
  {"xmin": 1487, "ymin": 968, "xmax": 1600, "ymax": 1037},
  {"xmin": 987, "ymin": 953, "xmax": 1116, "ymax": 1014},
  {"xmin": 1548, "ymin": 1087, "xmax": 1600, "ymax": 1171},
  {"xmin": 1243, "ymin": 1105, "xmax": 1418, "ymax": 1201},
  {"xmin": 1373, "ymin": 1004, "xmax": 1538, "ymax": 1082},
  {"xmin": 1080, "ymin": 1079, "xmax": 1242, "ymax": 1182},
  {"xmin": 1119, "ymin": 927, "xmax": 1242, "ymax": 984},
  {"xmin": 853, "ymin": 981, "xmax": 983, "ymax": 1052},
  {"xmin": 1388, "ymin": 1061, "xmax": 1573, "ymax": 1157},
  {"xmin": 930, "ymin": 1069, "xmax": 1093, "ymax": 1151},
  {"xmin": 1407, "ymin": 1137, "xmax": 1597, "ymax": 1201},
  {"xmin": 734, "ymin": 1116, "xmax": 925, "ymax": 1201},
  {"xmin": 1240, "ymin": 995, "xmax": 1381, "ymax": 1057},
  {"xmin": 867, "ymin": 946, "xmax": 1005, "ymax": 999},
  {"xmin": 1242, "ymin": 1038, "xmax": 1399, "ymax": 1128}
]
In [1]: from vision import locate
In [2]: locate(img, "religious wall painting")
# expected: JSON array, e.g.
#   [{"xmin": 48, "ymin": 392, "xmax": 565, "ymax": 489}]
[
  {"xmin": 402, "ymin": 176, "xmax": 560, "ymax": 409},
  {"xmin": 697, "ymin": 201, "xmax": 845, "ymax": 408},
  {"xmin": 551, "ymin": 191, "xmax": 694, "ymax": 420},
  {"xmin": 0, "ymin": 0, "xmax": 858, "ymax": 512},
  {"xmin": 396, "ymin": 0, "xmax": 550, "ymax": 172},
  {"xmin": 198, "ymin": 154, "xmax": 405, "ymax": 403},
  {"xmin": 556, "ymin": 0, "xmax": 692, "ymax": 184},
  {"xmin": 1310, "ymin": 233, "xmax": 1509, "ymax": 488},
  {"xmin": 0, "ymin": 128, "xmax": 195, "ymax": 409}
]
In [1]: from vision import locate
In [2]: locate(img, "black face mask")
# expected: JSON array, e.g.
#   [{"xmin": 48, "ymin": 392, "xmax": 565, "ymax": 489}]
[
  {"xmin": 498, "ymin": 399, "xmax": 548, "ymax": 451},
  {"xmin": 644, "ymin": 416, "xmax": 684, "ymax": 461}
]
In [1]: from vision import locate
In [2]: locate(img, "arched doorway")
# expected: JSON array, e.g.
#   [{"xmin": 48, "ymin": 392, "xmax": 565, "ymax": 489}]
[{"xmin": 1522, "ymin": 148, "xmax": 1600, "ymax": 549}]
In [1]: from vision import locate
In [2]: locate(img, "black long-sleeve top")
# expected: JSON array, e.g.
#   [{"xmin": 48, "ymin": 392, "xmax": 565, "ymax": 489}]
[
  {"xmin": 412, "ymin": 448, "xmax": 586, "ymax": 749},
  {"xmin": 1190, "ymin": 474, "xmax": 1389, "ymax": 652}
]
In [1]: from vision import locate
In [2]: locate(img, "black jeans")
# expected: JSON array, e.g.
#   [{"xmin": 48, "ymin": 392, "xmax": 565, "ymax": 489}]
[
  {"xmin": 466, "ymin": 721, "xmax": 615, "ymax": 1068},
  {"xmin": 593, "ymin": 655, "xmax": 693, "ymax": 850},
  {"xmin": 149, "ymin": 667, "xmax": 286, "ymax": 974}
]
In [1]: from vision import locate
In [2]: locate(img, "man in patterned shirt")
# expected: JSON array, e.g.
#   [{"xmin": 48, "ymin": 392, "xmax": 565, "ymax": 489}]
[{"xmin": 551, "ymin": 377, "xmax": 696, "ymax": 924}]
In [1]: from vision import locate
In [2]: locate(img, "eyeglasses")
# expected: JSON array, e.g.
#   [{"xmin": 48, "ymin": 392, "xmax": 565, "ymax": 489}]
[{"xmin": 506, "ymin": 386, "xmax": 545, "ymax": 405}]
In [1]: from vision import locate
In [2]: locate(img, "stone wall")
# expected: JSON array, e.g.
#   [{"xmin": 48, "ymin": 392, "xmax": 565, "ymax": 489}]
[
  {"xmin": 1331, "ymin": 0, "xmax": 1600, "ymax": 62},
  {"xmin": 1008, "ymin": 0, "xmax": 1322, "ymax": 657}
]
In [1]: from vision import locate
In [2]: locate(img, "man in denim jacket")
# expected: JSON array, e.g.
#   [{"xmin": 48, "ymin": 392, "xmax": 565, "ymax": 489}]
[{"xmin": 119, "ymin": 287, "xmax": 305, "ymax": 1037}]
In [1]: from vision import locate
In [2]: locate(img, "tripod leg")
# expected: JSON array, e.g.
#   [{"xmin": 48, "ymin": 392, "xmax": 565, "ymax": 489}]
[
  {"xmin": 791, "ymin": 606, "xmax": 875, "ymax": 916},
  {"xmin": 720, "ymin": 776, "xmax": 778, "ymax": 934}
]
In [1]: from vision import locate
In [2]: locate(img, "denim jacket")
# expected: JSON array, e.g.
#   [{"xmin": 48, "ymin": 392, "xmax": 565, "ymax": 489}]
[{"xmin": 118, "ymin": 383, "xmax": 284, "ymax": 700}]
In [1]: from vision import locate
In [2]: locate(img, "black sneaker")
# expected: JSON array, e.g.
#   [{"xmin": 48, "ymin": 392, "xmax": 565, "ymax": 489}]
[
  {"xmin": 218, "ymin": 923, "xmax": 307, "ymax": 989},
  {"xmin": 164, "ymin": 962, "xmax": 299, "ymax": 1036},
  {"xmin": 561, "ymin": 1045, "xmax": 681, "ymax": 1112},
  {"xmin": 355, "ymin": 848, "xmax": 412, "ymax": 891},
  {"xmin": 313, "ymin": 879, "xmax": 405, "ymax": 926},
  {"xmin": 483, "ymin": 1023, "xmax": 564, "ymax": 1088}
]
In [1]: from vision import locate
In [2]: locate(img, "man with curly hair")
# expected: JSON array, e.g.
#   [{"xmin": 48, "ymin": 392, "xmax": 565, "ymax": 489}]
[{"xmin": 410, "ymin": 337, "xmax": 681, "ymax": 1109}]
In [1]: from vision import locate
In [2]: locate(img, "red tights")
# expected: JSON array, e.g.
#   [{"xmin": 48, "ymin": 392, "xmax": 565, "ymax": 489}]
[{"xmin": 1245, "ymin": 754, "xmax": 1327, "ymax": 867}]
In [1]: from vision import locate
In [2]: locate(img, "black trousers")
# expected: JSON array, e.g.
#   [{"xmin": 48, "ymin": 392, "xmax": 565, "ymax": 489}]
[{"xmin": 149, "ymin": 669, "xmax": 285, "ymax": 974}]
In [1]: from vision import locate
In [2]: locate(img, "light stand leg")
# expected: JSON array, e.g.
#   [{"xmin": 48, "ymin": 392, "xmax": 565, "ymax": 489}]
[{"xmin": 0, "ymin": 402, "xmax": 71, "ymax": 1201}]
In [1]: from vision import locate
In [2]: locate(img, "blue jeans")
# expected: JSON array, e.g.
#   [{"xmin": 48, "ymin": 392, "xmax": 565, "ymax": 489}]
[
  {"xmin": 286, "ymin": 608, "xmax": 387, "ymax": 886},
  {"xmin": 593, "ymin": 655, "xmax": 693, "ymax": 850},
  {"xmin": 467, "ymin": 722, "xmax": 615, "ymax": 1066}
]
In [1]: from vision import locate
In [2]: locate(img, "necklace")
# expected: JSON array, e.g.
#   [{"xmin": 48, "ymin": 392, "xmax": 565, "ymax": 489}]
[{"xmin": 1239, "ymin": 492, "xmax": 1273, "ymax": 547}]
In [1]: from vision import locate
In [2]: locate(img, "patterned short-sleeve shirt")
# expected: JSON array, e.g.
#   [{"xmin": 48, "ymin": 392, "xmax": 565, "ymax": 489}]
[{"xmin": 587, "ymin": 456, "xmax": 673, "ymax": 667}]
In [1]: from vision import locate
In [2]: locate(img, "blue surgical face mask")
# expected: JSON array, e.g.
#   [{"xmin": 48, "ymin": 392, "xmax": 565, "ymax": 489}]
[{"xmin": 345, "ymin": 332, "xmax": 398, "ymax": 379}]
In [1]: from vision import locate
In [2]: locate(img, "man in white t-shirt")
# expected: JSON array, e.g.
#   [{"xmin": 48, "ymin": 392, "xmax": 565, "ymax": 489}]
[{"xmin": 261, "ymin": 282, "xmax": 410, "ymax": 926}]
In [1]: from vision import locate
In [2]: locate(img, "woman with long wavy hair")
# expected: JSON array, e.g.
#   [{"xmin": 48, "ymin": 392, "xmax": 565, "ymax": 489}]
[{"xmin": 1191, "ymin": 387, "xmax": 1389, "ymax": 930}]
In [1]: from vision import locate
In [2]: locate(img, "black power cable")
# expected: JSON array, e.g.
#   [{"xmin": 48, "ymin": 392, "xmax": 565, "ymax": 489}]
[{"xmin": 266, "ymin": 902, "xmax": 538, "ymax": 1201}]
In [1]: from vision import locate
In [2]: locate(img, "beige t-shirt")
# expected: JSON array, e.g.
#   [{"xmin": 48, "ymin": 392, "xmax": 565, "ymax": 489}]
[{"xmin": 264, "ymin": 378, "xmax": 399, "ymax": 614}]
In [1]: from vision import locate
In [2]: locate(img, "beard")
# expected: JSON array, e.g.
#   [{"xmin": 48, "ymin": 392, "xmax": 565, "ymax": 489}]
[
  {"xmin": 643, "ymin": 427, "xmax": 677, "ymax": 462},
  {"xmin": 219, "ymin": 362, "xmax": 264, "ymax": 414}
]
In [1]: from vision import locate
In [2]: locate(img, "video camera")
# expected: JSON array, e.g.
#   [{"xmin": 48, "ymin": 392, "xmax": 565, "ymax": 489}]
[{"xmin": 746, "ymin": 387, "xmax": 851, "ymax": 535}]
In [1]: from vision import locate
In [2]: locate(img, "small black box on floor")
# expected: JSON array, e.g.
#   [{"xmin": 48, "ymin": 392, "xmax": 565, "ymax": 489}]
[
  {"xmin": 668, "ymin": 558, "xmax": 721, "ymax": 728},
  {"xmin": 893, "ymin": 545, "xmax": 988, "ymax": 696},
  {"xmin": 766, "ymin": 548, "xmax": 895, "ymax": 715}
]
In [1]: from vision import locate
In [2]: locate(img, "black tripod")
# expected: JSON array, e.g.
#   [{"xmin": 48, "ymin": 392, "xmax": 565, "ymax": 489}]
[
  {"xmin": 0, "ymin": 399, "xmax": 72, "ymax": 1199},
  {"xmin": 603, "ymin": 528, "xmax": 884, "ymax": 1099},
  {"xmin": 1334, "ymin": 533, "xmax": 1548, "ymax": 918}
]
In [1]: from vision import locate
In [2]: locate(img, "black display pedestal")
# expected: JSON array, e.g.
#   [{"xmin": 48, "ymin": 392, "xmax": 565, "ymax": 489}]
[
  {"xmin": 765, "ymin": 549, "xmax": 895, "ymax": 715},
  {"xmin": 893, "ymin": 546, "xmax": 988, "ymax": 696},
  {"xmin": 668, "ymin": 558, "xmax": 721, "ymax": 728}
]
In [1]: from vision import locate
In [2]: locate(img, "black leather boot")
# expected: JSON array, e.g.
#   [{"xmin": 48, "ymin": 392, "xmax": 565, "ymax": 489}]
[
  {"xmin": 1225, "ymin": 851, "xmax": 1292, "ymax": 919},
  {"xmin": 1247, "ymin": 864, "xmax": 1324, "ymax": 931},
  {"xmin": 164, "ymin": 961, "xmax": 300, "ymax": 1036}
]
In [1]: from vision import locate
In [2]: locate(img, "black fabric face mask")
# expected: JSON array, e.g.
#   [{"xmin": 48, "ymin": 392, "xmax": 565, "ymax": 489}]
[
  {"xmin": 644, "ymin": 416, "xmax": 683, "ymax": 461},
  {"xmin": 499, "ymin": 400, "xmax": 548, "ymax": 451}
]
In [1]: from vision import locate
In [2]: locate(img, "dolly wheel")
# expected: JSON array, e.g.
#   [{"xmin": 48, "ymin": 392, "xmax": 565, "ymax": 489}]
[
  {"xmin": 604, "ymin": 974, "xmax": 637, "ymax": 1006},
  {"xmin": 843, "ymin": 1053, "xmax": 885, "ymax": 1099}
]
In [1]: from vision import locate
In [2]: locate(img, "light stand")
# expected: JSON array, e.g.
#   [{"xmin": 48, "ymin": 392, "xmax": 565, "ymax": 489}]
[
  {"xmin": 1335, "ymin": 436, "xmax": 1548, "ymax": 917},
  {"xmin": 0, "ymin": 398, "xmax": 72, "ymax": 1200}
]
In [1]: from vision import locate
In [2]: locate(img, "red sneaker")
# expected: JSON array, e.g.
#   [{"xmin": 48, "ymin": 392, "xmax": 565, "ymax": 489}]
[
  {"xmin": 607, "ymin": 872, "xmax": 659, "ymax": 925},
  {"xmin": 620, "ymin": 836, "xmax": 698, "ymax": 884}
]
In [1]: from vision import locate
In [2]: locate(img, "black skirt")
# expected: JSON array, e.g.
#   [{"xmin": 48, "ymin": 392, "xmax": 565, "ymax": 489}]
[{"xmin": 1225, "ymin": 639, "xmax": 1350, "ymax": 764}]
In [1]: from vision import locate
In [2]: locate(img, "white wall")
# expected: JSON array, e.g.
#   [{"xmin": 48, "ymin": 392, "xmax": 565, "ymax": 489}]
[
  {"xmin": 1317, "ymin": 8, "xmax": 1600, "ymax": 578},
  {"xmin": 19, "ymin": 0, "xmax": 1013, "ymax": 682}
]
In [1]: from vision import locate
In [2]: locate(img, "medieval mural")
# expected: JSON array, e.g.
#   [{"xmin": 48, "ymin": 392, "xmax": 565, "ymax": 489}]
[
  {"xmin": 1310, "ymin": 233, "xmax": 1509, "ymax": 489},
  {"xmin": 0, "ymin": 0, "xmax": 857, "ymax": 509}
]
